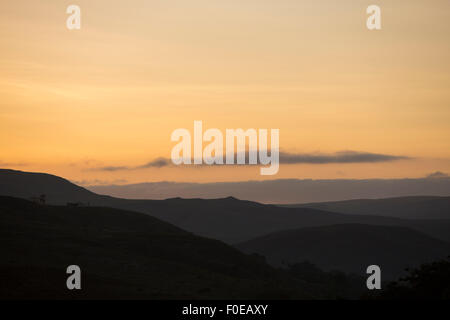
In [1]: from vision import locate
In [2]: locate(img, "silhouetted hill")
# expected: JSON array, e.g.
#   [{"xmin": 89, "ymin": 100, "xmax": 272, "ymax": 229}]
[
  {"xmin": 236, "ymin": 224, "xmax": 450, "ymax": 280},
  {"xmin": 0, "ymin": 196, "xmax": 317, "ymax": 299},
  {"xmin": 283, "ymin": 196, "xmax": 450, "ymax": 219},
  {"xmin": 126, "ymin": 197, "xmax": 450, "ymax": 244},
  {"xmin": 0, "ymin": 169, "xmax": 106, "ymax": 205},
  {"xmin": 2, "ymin": 169, "xmax": 450, "ymax": 244}
]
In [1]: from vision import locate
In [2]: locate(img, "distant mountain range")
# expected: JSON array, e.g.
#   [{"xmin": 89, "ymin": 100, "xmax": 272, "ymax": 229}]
[
  {"xmin": 237, "ymin": 224, "xmax": 450, "ymax": 279},
  {"xmin": 1, "ymin": 169, "xmax": 450, "ymax": 243},
  {"xmin": 87, "ymin": 176, "xmax": 450, "ymax": 203},
  {"xmin": 1, "ymin": 169, "xmax": 450, "ymax": 244},
  {"xmin": 1, "ymin": 168, "xmax": 449, "ymax": 285},
  {"xmin": 282, "ymin": 196, "xmax": 450, "ymax": 219}
]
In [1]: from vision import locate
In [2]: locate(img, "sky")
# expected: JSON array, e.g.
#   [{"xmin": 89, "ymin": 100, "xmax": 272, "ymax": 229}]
[{"xmin": 1, "ymin": 0, "xmax": 450, "ymax": 185}]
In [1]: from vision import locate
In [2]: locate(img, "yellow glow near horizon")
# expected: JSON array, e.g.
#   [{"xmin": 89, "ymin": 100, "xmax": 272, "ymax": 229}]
[{"xmin": 1, "ymin": 0, "xmax": 450, "ymax": 184}]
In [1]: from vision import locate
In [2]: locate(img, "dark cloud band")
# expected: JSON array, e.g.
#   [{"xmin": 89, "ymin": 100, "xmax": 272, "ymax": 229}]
[
  {"xmin": 88, "ymin": 150, "xmax": 410, "ymax": 172},
  {"xmin": 279, "ymin": 151, "xmax": 410, "ymax": 164}
]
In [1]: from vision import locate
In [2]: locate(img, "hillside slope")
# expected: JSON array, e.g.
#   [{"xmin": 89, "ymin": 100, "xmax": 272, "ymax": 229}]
[
  {"xmin": 0, "ymin": 169, "xmax": 106, "ymax": 205},
  {"xmin": 0, "ymin": 196, "xmax": 315, "ymax": 299},
  {"xmin": 237, "ymin": 224, "xmax": 450, "ymax": 279}
]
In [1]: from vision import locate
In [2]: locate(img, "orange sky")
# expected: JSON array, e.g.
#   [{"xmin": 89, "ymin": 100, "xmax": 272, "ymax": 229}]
[{"xmin": 1, "ymin": 0, "xmax": 450, "ymax": 185}]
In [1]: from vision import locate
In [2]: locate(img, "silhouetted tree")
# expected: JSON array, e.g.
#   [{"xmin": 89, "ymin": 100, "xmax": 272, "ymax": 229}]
[{"xmin": 375, "ymin": 256, "xmax": 450, "ymax": 300}]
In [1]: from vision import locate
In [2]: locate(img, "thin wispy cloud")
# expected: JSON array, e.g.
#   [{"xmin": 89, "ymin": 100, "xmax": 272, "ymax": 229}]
[
  {"xmin": 279, "ymin": 151, "xmax": 410, "ymax": 164},
  {"xmin": 91, "ymin": 166, "xmax": 130, "ymax": 172},
  {"xmin": 88, "ymin": 150, "xmax": 410, "ymax": 172},
  {"xmin": 88, "ymin": 158, "xmax": 172, "ymax": 172},
  {"xmin": 0, "ymin": 161, "xmax": 29, "ymax": 167},
  {"xmin": 136, "ymin": 158, "xmax": 172, "ymax": 169},
  {"xmin": 72, "ymin": 179, "xmax": 128, "ymax": 186}
]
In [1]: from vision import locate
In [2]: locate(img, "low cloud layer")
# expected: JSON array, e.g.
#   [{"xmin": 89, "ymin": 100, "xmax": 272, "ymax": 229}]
[
  {"xmin": 426, "ymin": 171, "xmax": 449, "ymax": 179},
  {"xmin": 87, "ymin": 173, "xmax": 450, "ymax": 204},
  {"xmin": 88, "ymin": 150, "xmax": 410, "ymax": 172}
]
